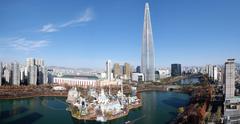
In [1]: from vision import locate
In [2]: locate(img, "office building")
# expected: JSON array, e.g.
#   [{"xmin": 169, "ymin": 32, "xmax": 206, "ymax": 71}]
[
  {"xmin": 171, "ymin": 64, "xmax": 181, "ymax": 77},
  {"xmin": 141, "ymin": 3, "xmax": 155, "ymax": 81},
  {"xmin": 136, "ymin": 66, "xmax": 141, "ymax": 73}
]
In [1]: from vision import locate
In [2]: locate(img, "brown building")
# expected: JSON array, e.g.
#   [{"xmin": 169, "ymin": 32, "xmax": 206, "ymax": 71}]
[
  {"xmin": 113, "ymin": 63, "xmax": 121, "ymax": 78},
  {"xmin": 124, "ymin": 63, "xmax": 131, "ymax": 79}
]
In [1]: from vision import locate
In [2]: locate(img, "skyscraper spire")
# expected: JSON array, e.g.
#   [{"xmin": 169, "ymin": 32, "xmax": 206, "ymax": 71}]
[{"xmin": 141, "ymin": 2, "xmax": 155, "ymax": 81}]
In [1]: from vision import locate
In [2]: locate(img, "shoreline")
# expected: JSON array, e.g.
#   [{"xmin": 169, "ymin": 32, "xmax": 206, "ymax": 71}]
[
  {"xmin": 0, "ymin": 93, "xmax": 67, "ymax": 100},
  {"xmin": 0, "ymin": 87, "xmax": 191, "ymax": 100},
  {"xmin": 0, "ymin": 88, "xmax": 192, "ymax": 123},
  {"xmin": 0, "ymin": 94, "xmax": 67, "ymax": 100},
  {"xmin": 69, "ymin": 102, "xmax": 143, "ymax": 122},
  {"xmin": 0, "ymin": 88, "xmax": 190, "ymax": 100}
]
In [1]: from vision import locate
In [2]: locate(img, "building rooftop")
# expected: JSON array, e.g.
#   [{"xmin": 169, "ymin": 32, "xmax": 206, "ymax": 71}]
[{"xmin": 60, "ymin": 75, "xmax": 99, "ymax": 80}]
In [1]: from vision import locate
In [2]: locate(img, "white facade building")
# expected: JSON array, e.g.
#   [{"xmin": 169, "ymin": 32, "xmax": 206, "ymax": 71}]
[
  {"xmin": 207, "ymin": 65, "xmax": 214, "ymax": 79},
  {"xmin": 35, "ymin": 59, "xmax": 44, "ymax": 66},
  {"xmin": 11, "ymin": 62, "xmax": 20, "ymax": 85},
  {"xmin": 225, "ymin": 59, "xmax": 236, "ymax": 99},
  {"xmin": 54, "ymin": 77, "xmax": 120, "ymax": 88},
  {"xmin": 26, "ymin": 58, "xmax": 35, "ymax": 67},
  {"xmin": 28, "ymin": 65, "xmax": 37, "ymax": 85},
  {"xmin": 213, "ymin": 66, "xmax": 218, "ymax": 81},
  {"xmin": 158, "ymin": 69, "xmax": 171, "ymax": 79},
  {"xmin": 4, "ymin": 66, "xmax": 11, "ymax": 84},
  {"xmin": 131, "ymin": 73, "xmax": 144, "ymax": 82},
  {"xmin": 54, "ymin": 77, "xmax": 97, "ymax": 88},
  {"xmin": 106, "ymin": 60, "xmax": 112, "ymax": 81}
]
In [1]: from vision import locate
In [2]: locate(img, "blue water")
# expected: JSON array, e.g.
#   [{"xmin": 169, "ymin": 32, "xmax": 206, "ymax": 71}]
[{"xmin": 0, "ymin": 92, "xmax": 190, "ymax": 124}]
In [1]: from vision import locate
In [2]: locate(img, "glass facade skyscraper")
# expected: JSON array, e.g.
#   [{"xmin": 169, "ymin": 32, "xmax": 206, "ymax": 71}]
[
  {"xmin": 171, "ymin": 64, "xmax": 182, "ymax": 77},
  {"xmin": 141, "ymin": 3, "xmax": 155, "ymax": 81}
]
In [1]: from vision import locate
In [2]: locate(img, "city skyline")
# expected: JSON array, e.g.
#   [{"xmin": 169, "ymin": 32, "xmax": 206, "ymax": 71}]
[{"xmin": 1, "ymin": 0, "xmax": 240, "ymax": 68}]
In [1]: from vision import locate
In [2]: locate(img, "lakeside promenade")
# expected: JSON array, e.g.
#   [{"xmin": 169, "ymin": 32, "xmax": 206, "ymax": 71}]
[
  {"xmin": 0, "ymin": 83, "xmax": 191, "ymax": 100},
  {"xmin": 0, "ymin": 85, "xmax": 68, "ymax": 99}
]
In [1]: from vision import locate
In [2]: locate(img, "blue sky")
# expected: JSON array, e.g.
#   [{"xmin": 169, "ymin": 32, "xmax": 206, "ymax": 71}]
[{"xmin": 0, "ymin": 0, "xmax": 239, "ymax": 68}]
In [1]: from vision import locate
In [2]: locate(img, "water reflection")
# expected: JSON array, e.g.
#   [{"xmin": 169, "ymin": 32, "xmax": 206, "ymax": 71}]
[
  {"xmin": 174, "ymin": 77, "xmax": 200, "ymax": 85},
  {"xmin": 8, "ymin": 112, "xmax": 43, "ymax": 124},
  {"xmin": 0, "ymin": 93, "xmax": 189, "ymax": 124}
]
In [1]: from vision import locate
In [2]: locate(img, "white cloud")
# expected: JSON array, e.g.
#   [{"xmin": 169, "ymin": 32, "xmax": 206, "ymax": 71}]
[
  {"xmin": 39, "ymin": 8, "xmax": 94, "ymax": 33},
  {"xmin": 9, "ymin": 38, "xmax": 49, "ymax": 51},
  {"xmin": 60, "ymin": 8, "xmax": 93, "ymax": 28},
  {"xmin": 40, "ymin": 24, "xmax": 58, "ymax": 32}
]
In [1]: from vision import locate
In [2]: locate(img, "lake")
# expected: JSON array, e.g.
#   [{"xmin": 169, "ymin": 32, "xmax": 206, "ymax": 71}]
[{"xmin": 0, "ymin": 92, "xmax": 190, "ymax": 124}]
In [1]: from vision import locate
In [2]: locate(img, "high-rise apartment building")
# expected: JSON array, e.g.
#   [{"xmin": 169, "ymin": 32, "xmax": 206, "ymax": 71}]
[
  {"xmin": 113, "ymin": 63, "xmax": 121, "ymax": 78},
  {"xmin": 26, "ymin": 58, "xmax": 35, "ymax": 67},
  {"xmin": 106, "ymin": 60, "xmax": 112, "ymax": 81},
  {"xmin": 35, "ymin": 59, "xmax": 44, "ymax": 66},
  {"xmin": 28, "ymin": 65, "xmax": 37, "ymax": 85},
  {"xmin": 11, "ymin": 62, "xmax": 20, "ymax": 85},
  {"xmin": 213, "ymin": 66, "xmax": 218, "ymax": 81},
  {"xmin": 123, "ymin": 63, "xmax": 131, "ymax": 79},
  {"xmin": 224, "ymin": 59, "xmax": 236, "ymax": 99}
]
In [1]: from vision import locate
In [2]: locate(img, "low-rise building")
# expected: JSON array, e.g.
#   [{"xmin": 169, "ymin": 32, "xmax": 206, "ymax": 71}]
[
  {"xmin": 131, "ymin": 73, "xmax": 144, "ymax": 82},
  {"xmin": 54, "ymin": 75, "xmax": 120, "ymax": 88},
  {"xmin": 53, "ymin": 75, "xmax": 98, "ymax": 88}
]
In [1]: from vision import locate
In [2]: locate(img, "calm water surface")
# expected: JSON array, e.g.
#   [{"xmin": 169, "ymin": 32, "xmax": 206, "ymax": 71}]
[{"xmin": 0, "ymin": 92, "xmax": 190, "ymax": 124}]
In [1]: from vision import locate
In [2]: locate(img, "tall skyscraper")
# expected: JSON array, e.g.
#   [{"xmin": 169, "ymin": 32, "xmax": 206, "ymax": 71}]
[
  {"xmin": 171, "ymin": 64, "xmax": 182, "ymax": 77},
  {"xmin": 141, "ymin": 3, "xmax": 155, "ymax": 81},
  {"xmin": 11, "ymin": 62, "xmax": 20, "ymax": 85},
  {"xmin": 224, "ymin": 59, "xmax": 236, "ymax": 99},
  {"xmin": 113, "ymin": 63, "xmax": 121, "ymax": 78},
  {"xmin": 106, "ymin": 60, "xmax": 112, "ymax": 81}
]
